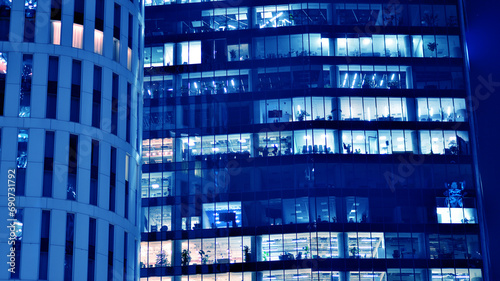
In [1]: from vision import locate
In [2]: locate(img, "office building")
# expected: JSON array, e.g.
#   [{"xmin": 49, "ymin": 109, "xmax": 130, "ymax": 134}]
[
  {"xmin": 0, "ymin": 0, "xmax": 143, "ymax": 280},
  {"xmin": 140, "ymin": 0, "xmax": 488, "ymax": 280}
]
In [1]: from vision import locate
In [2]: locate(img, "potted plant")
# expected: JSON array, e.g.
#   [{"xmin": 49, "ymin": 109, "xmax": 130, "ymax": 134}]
[
  {"xmin": 349, "ymin": 247, "xmax": 360, "ymax": 258},
  {"xmin": 181, "ymin": 249, "xmax": 191, "ymax": 266},
  {"xmin": 243, "ymin": 246, "xmax": 251, "ymax": 263},
  {"xmin": 427, "ymin": 42, "xmax": 438, "ymax": 57},
  {"xmin": 199, "ymin": 249, "xmax": 208, "ymax": 265},
  {"xmin": 262, "ymin": 251, "xmax": 269, "ymax": 261},
  {"xmin": 296, "ymin": 110, "xmax": 310, "ymax": 121},
  {"xmin": 229, "ymin": 49, "xmax": 238, "ymax": 61},
  {"xmin": 156, "ymin": 250, "xmax": 169, "ymax": 267},
  {"xmin": 303, "ymin": 246, "xmax": 309, "ymax": 259}
]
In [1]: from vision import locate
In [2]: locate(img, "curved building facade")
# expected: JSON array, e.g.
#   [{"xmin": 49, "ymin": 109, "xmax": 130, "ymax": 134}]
[
  {"xmin": 0, "ymin": 0, "xmax": 144, "ymax": 280},
  {"xmin": 141, "ymin": 0, "xmax": 487, "ymax": 281}
]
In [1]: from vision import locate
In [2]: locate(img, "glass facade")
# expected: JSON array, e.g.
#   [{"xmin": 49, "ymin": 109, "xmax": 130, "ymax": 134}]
[{"xmin": 142, "ymin": 1, "xmax": 485, "ymax": 281}]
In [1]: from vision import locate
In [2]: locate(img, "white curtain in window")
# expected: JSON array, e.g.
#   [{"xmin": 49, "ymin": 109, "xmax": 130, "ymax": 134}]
[
  {"xmin": 51, "ymin": 20, "xmax": 61, "ymax": 45},
  {"xmin": 94, "ymin": 30, "xmax": 104, "ymax": 55},
  {"xmin": 72, "ymin": 24, "xmax": 83, "ymax": 49},
  {"xmin": 127, "ymin": 47, "xmax": 132, "ymax": 70}
]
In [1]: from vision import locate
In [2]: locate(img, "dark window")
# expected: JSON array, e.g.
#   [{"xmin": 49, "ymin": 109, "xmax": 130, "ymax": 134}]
[
  {"xmin": 133, "ymin": 240, "xmax": 138, "ymax": 279},
  {"xmin": 111, "ymin": 73, "xmax": 118, "ymax": 135},
  {"xmin": 123, "ymin": 232, "xmax": 128, "ymax": 281},
  {"xmin": 70, "ymin": 60, "xmax": 81, "ymax": 123},
  {"xmin": 202, "ymin": 39, "xmax": 227, "ymax": 64},
  {"xmin": 88, "ymin": 218, "xmax": 96, "ymax": 281},
  {"xmin": 46, "ymin": 56, "xmax": 58, "ymax": 119},
  {"xmin": 95, "ymin": 0, "xmax": 104, "ymax": 31},
  {"xmin": 113, "ymin": 3, "xmax": 121, "ymax": 39},
  {"xmin": 126, "ymin": 83, "xmax": 131, "ymax": 143},
  {"xmin": 125, "ymin": 180, "xmax": 129, "ymax": 219},
  {"xmin": 50, "ymin": 0, "xmax": 62, "ymax": 20},
  {"xmin": 64, "ymin": 213, "xmax": 75, "ymax": 281},
  {"xmin": 137, "ymin": 25, "xmax": 141, "ymax": 61},
  {"xmin": 39, "ymin": 210, "xmax": 50, "ymax": 280},
  {"xmin": 74, "ymin": 0, "xmax": 84, "ymax": 25},
  {"xmin": 92, "ymin": 66, "xmax": 102, "ymax": 128},
  {"xmin": 43, "ymin": 131, "xmax": 55, "ymax": 197},
  {"xmin": 107, "ymin": 224, "xmax": 114, "ymax": 281},
  {"xmin": 90, "ymin": 140, "xmax": 99, "ymax": 206},
  {"xmin": 0, "ymin": 1, "xmax": 11, "ymax": 41},
  {"xmin": 67, "ymin": 134, "xmax": 78, "ymax": 200},
  {"xmin": 135, "ymin": 189, "xmax": 138, "ymax": 225},
  {"xmin": 128, "ymin": 14, "xmax": 133, "ymax": 48},
  {"xmin": 136, "ymin": 92, "xmax": 140, "ymax": 151},
  {"xmin": 109, "ymin": 147, "xmax": 117, "ymax": 212}
]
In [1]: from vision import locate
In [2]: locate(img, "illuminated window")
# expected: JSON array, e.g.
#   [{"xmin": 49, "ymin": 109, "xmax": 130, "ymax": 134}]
[
  {"xmin": 143, "ymin": 205, "xmax": 172, "ymax": 232},
  {"xmin": 94, "ymin": 30, "xmax": 103, "ymax": 54},
  {"xmin": 177, "ymin": 41, "xmax": 201, "ymax": 65},
  {"xmin": 127, "ymin": 47, "xmax": 132, "ymax": 70},
  {"xmin": 72, "ymin": 23, "xmax": 83, "ymax": 49},
  {"xmin": 346, "ymin": 232, "xmax": 385, "ymax": 259},
  {"xmin": 113, "ymin": 38, "xmax": 120, "ymax": 62},
  {"xmin": 50, "ymin": 20, "xmax": 61, "ymax": 45},
  {"xmin": 141, "ymin": 241, "xmax": 172, "ymax": 268},
  {"xmin": 202, "ymin": 202, "xmax": 241, "ymax": 229},
  {"xmin": 436, "ymin": 181, "xmax": 477, "ymax": 224}
]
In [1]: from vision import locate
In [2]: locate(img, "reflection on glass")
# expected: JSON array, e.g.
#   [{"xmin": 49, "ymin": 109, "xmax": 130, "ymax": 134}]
[{"xmin": 19, "ymin": 55, "xmax": 33, "ymax": 117}]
